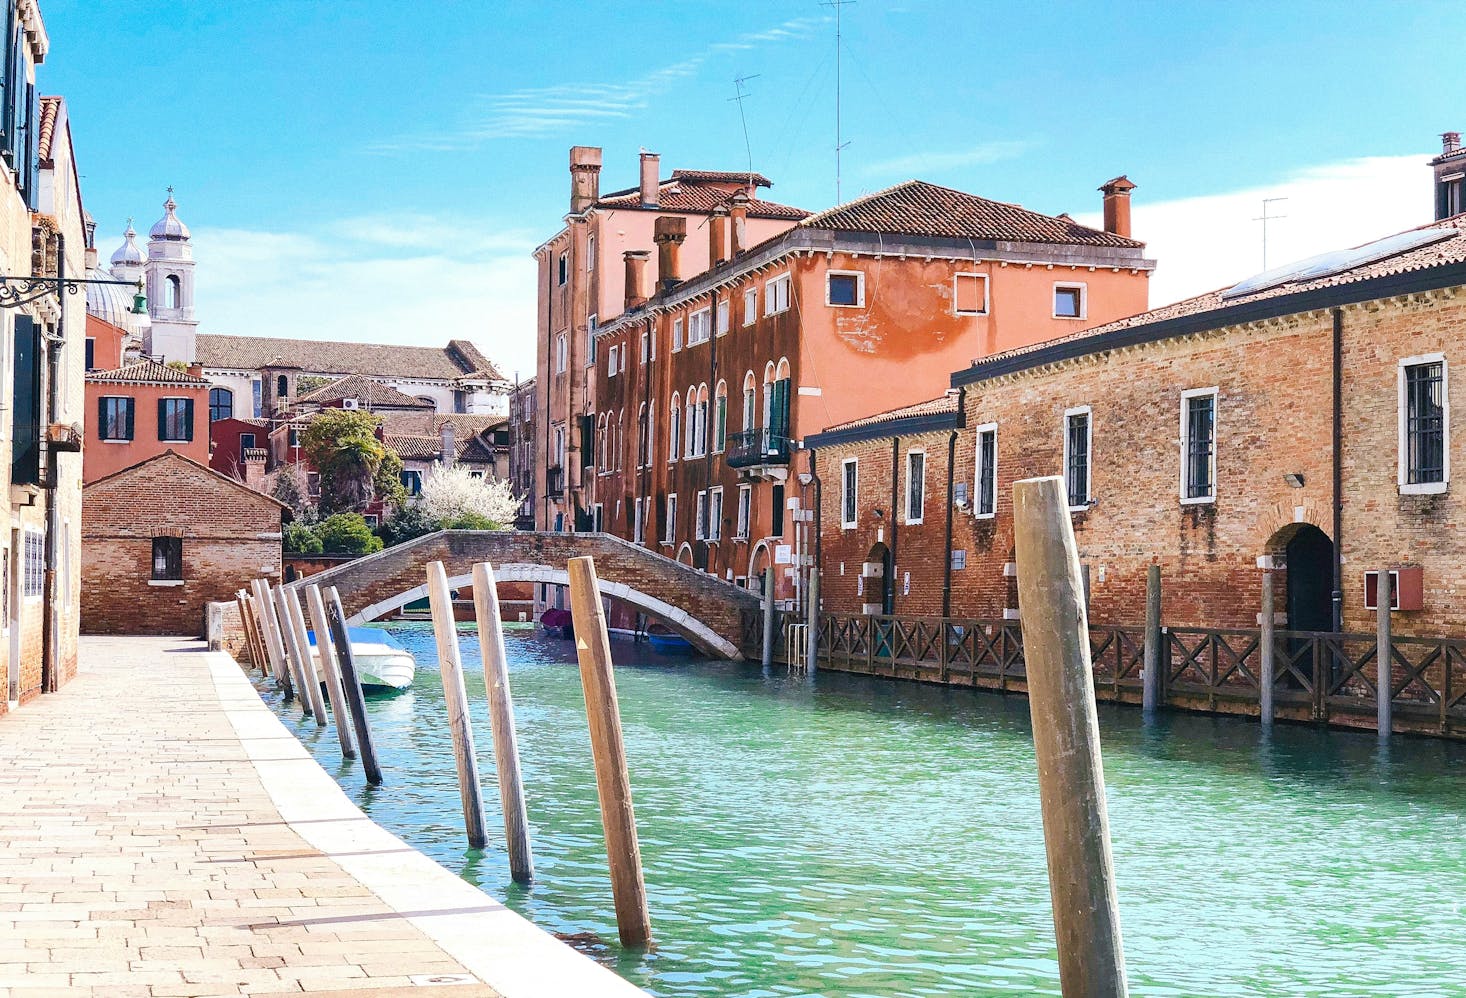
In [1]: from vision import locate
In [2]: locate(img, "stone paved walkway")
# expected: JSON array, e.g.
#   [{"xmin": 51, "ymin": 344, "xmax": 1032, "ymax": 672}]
[{"xmin": 0, "ymin": 637, "xmax": 635, "ymax": 998}]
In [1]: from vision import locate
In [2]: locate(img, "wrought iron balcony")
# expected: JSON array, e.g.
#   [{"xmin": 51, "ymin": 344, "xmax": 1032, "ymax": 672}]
[
  {"xmin": 727, "ymin": 429, "xmax": 791, "ymax": 469},
  {"xmin": 545, "ymin": 465, "xmax": 565, "ymax": 497}
]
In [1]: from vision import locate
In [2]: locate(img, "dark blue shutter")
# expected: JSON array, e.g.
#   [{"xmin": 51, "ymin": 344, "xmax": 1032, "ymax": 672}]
[
  {"xmin": 124, "ymin": 398, "xmax": 134, "ymax": 440},
  {"xmin": 10, "ymin": 315, "xmax": 39, "ymax": 484},
  {"xmin": 157, "ymin": 398, "xmax": 167, "ymax": 441},
  {"xmin": 183, "ymin": 398, "xmax": 195, "ymax": 442}
]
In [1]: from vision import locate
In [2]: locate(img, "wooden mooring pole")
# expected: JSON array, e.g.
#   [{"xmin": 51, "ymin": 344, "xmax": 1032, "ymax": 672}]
[
  {"xmin": 274, "ymin": 585, "xmax": 317, "ymax": 720},
  {"xmin": 805, "ymin": 567, "xmax": 820, "ymax": 674},
  {"xmin": 1260, "ymin": 572, "xmax": 1276, "ymax": 729},
  {"xmin": 1013, "ymin": 476, "xmax": 1127, "ymax": 998},
  {"xmin": 251, "ymin": 579, "xmax": 292, "ymax": 698},
  {"xmin": 1377, "ymin": 570, "xmax": 1392, "ymax": 740},
  {"xmin": 472, "ymin": 561, "xmax": 535, "ymax": 882},
  {"xmin": 305, "ymin": 584, "xmax": 357, "ymax": 761},
  {"xmin": 761, "ymin": 565, "xmax": 776, "ymax": 667},
  {"xmin": 427, "ymin": 562, "xmax": 489, "ymax": 849},
  {"xmin": 283, "ymin": 587, "xmax": 329, "ymax": 728},
  {"xmin": 236, "ymin": 593, "xmax": 265, "ymax": 676},
  {"xmin": 325, "ymin": 586, "xmax": 382, "ymax": 786},
  {"xmin": 1142, "ymin": 565, "xmax": 1161, "ymax": 717},
  {"xmin": 567, "ymin": 556, "xmax": 652, "ymax": 948}
]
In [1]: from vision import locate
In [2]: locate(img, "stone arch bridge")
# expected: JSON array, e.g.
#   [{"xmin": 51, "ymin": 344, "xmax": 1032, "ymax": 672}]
[{"xmin": 289, "ymin": 530, "xmax": 762, "ymax": 659}]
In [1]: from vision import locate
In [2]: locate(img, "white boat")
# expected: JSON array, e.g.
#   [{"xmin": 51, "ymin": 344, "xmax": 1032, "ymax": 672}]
[{"xmin": 307, "ymin": 626, "xmax": 416, "ymax": 692}]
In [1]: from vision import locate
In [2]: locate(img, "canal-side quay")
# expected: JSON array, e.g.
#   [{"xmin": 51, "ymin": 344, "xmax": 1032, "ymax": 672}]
[{"xmin": 0, "ymin": 636, "xmax": 642, "ymax": 998}]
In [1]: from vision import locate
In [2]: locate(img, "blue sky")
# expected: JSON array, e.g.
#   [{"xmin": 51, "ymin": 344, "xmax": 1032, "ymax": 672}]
[{"xmin": 38, "ymin": 0, "xmax": 1460, "ymax": 379}]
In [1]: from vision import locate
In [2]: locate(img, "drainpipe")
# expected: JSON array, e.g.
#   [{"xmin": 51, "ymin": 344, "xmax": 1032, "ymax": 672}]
[
  {"xmin": 810, "ymin": 447, "xmax": 822, "ymax": 581},
  {"xmin": 942, "ymin": 428, "xmax": 957, "ymax": 617},
  {"xmin": 889, "ymin": 436, "xmax": 900, "ymax": 614},
  {"xmin": 1331, "ymin": 307, "xmax": 1344, "ymax": 631},
  {"xmin": 41, "ymin": 233, "xmax": 66, "ymax": 693}
]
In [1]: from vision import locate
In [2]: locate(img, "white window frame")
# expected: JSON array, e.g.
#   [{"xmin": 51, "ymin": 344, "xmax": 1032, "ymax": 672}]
[
  {"xmin": 555, "ymin": 333, "xmax": 567, "ymax": 373},
  {"xmin": 607, "ymin": 343, "xmax": 620, "ymax": 377},
  {"xmin": 634, "ymin": 497, "xmax": 646, "ymax": 543},
  {"xmin": 826, "ymin": 270, "xmax": 865, "ymax": 308},
  {"xmin": 688, "ymin": 307, "xmax": 712, "ymax": 345},
  {"xmin": 841, "ymin": 457, "xmax": 858, "ymax": 528},
  {"xmin": 743, "ymin": 288, "xmax": 757, "ymax": 326},
  {"xmin": 904, "ymin": 448, "xmax": 925, "ymax": 525},
  {"xmin": 954, "ymin": 272, "xmax": 990, "ymax": 316},
  {"xmin": 587, "ymin": 234, "xmax": 596, "ymax": 272},
  {"xmin": 694, "ymin": 490, "xmax": 708, "ymax": 541},
  {"xmin": 587, "ymin": 314, "xmax": 598, "ymax": 365},
  {"xmin": 672, "ymin": 317, "xmax": 684, "ymax": 351},
  {"xmin": 640, "ymin": 330, "xmax": 650, "ymax": 365},
  {"xmin": 1398, "ymin": 353, "xmax": 1450, "ymax": 495},
  {"xmin": 664, "ymin": 493, "xmax": 678, "ymax": 545},
  {"xmin": 973, "ymin": 422, "xmax": 998, "ymax": 520},
  {"xmin": 1179, "ymin": 387, "xmax": 1219, "ymax": 505},
  {"xmin": 765, "ymin": 272, "xmax": 791, "ymax": 316},
  {"xmin": 708, "ymin": 486, "xmax": 724, "ymax": 541},
  {"xmin": 1053, "ymin": 281, "xmax": 1088, "ymax": 320},
  {"xmin": 592, "ymin": 502, "xmax": 604, "ymax": 532},
  {"xmin": 716, "ymin": 299, "xmax": 730, "ymax": 336},
  {"xmin": 1063, "ymin": 405, "xmax": 1093, "ymax": 511},
  {"xmin": 668, "ymin": 397, "xmax": 681, "ymax": 463},
  {"xmin": 736, "ymin": 484, "xmax": 752, "ymax": 539}
]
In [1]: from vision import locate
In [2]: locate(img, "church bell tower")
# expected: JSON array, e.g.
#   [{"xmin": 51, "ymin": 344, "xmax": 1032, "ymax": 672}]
[{"xmin": 144, "ymin": 189, "xmax": 199, "ymax": 363}]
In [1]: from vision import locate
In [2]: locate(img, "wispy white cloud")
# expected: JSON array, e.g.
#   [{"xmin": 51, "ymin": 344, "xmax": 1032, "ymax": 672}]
[
  {"xmin": 860, "ymin": 140, "xmax": 1033, "ymax": 179},
  {"xmin": 374, "ymin": 16, "xmax": 825, "ymax": 152},
  {"xmin": 1072, "ymin": 154, "xmax": 1433, "ymax": 306}
]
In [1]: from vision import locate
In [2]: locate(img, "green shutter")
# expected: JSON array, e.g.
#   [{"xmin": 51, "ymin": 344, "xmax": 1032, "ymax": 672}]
[
  {"xmin": 96, "ymin": 395, "xmax": 108, "ymax": 439},
  {"xmin": 157, "ymin": 398, "xmax": 167, "ymax": 441},
  {"xmin": 124, "ymin": 398, "xmax": 134, "ymax": 441},
  {"xmin": 183, "ymin": 399, "xmax": 195, "ymax": 442},
  {"xmin": 10, "ymin": 315, "xmax": 39, "ymax": 485}
]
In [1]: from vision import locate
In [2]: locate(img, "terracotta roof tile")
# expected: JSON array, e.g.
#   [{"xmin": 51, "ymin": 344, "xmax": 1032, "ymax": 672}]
[
  {"xmin": 296, "ymin": 374, "xmax": 433, "ymax": 409},
  {"xmin": 820, "ymin": 394, "xmax": 961, "ymax": 436},
  {"xmin": 670, "ymin": 169, "xmax": 772, "ymax": 187},
  {"xmin": 596, "ymin": 182, "xmax": 808, "ymax": 221},
  {"xmin": 799, "ymin": 180, "xmax": 1144, "ymax": 248},
  {"xmin": 38, "ymin": 96, "xmax": 60, "ymax": 164},
  {"xmin": 378, "ymin": 412, "xmax": 506, "ymax": 437},
  {"xmin": 196, "ymin": 334, "xmax": 506, "ymax": 383},
  {"xmin": 85, "ymin": 359, "xmax": 210, "ymax": 386}
]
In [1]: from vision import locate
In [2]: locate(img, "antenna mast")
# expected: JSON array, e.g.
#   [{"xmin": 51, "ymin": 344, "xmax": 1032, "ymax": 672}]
[
  {"xmin": 729, "ymin": 74, "xmax": 761, "ymax": 190},
  {"xmin": 821, "ymin": 0, "xmax": 855, "ymax": 203},
  {"xmin": 1253, "ymin": 196, "xmax": 1288, "ymax": 270}
]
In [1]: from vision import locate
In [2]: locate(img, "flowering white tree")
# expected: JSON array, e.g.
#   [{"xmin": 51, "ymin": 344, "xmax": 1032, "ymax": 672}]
[{"xmin": 416, "ymin": 463, "xmax": 520, "ymax": 528}]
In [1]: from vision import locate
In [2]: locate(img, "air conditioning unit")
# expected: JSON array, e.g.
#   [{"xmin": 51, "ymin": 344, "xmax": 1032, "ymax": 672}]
[{"xmin": 342, "ymin": 398, "xmax": 360, "ymax": 410}]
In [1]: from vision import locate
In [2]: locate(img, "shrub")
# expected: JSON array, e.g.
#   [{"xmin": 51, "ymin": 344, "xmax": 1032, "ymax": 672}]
[
  {"xmin": 283, "ymin": 521, "xmax": 323, "ymax": 555},
  {"xmin": 417, "ymin": 463, "xmax": 518, "ymax": 527},
  {"xmin": 317, "ymin": 512, "xmax": 383, "ymax": 555}
]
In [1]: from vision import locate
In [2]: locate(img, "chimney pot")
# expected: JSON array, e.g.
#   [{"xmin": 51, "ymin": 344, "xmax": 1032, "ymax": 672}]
[
  {"xmin": 440, "ymin": 420, "xmax": 457, "ymax": 467},
  {"xmin": 623, "ymin": 249, "xmax": 651, "ymax": 310},
  {"xmin": 729, "ymin": 191, "xmax": 751, "ymax": 255},
  {"xmin": 1444, "ymin": 131, "xmax": 1462, "ymax": 155},
  {"xmin": 640, "ymin": 151, "xmax": 661, "ymax": 208},
  {"xmin": 710, "ymin": 206, "xmax": 730, "ymax": 267},
  {"xmin": 653, "ymin": 215, "xmax": 686, "ymax": 289},
  {"xmin": 569, "ymin": 145, "xmax": 603, "ymax": 214},
  {"xmin": 1098, "ymin": 175, "xmax": 1137, "ymax": 239}
]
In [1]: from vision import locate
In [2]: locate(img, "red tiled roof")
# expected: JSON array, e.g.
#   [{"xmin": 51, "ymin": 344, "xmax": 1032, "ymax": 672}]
[
  {"xmin": 819, "ymin": 394, "xmax": 961, "ymax": 436},
  {"xmin": 799, "ymin": 180, "xmax": 1144, "ymax": 248},
  {"xmin": 38, "ymin": 96, "xmax": 60, "ymax": 164},
  {"xmin": 385, "ymin": 432, "xmax": 503, "ymax": 463},
  {"xmin": 296, "ymin": 374, "xmax": 432, "ymax": 410},
  {"xmin": 596, "ymin": 182, "xmax": 808, "ymax": 221},
  {"xmin": 196, "ymin": 335, "xmax": 506, "ymax": 383},
  {"xmin": 85, "ymin": 359, "xmax": 210, "ymax": 386},
  {"xmin": 378, "ymin": 412, "xmax": 506, "ymax": 438},
  {"xmin": 670, "ymin": 169, "xmax": 772, "ymax": 188}
]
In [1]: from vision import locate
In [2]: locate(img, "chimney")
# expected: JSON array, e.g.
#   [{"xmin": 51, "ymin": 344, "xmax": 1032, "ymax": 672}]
[
  {"xmin": 1099, "ymin": 175, "xmax": 1137, "ymax": 239},
  {"xmin": 242, "ymin": 447, "xmax": 266, "ymax": 491},
  {"xmin": 84, "ymin": 245, "xmax": 98, "ymax": 271},
  {"xmin": 709, "ymin": 205, "xmax": 730, "ymax": 267},
  {"xmin": 439, "ymin": 420, "xmax": 457, "ymax": 467},
  {"xmin": 623, "ymin": 249, "xmax": 651, "ymax": 310},
  {"xmin": 569, "ymin": 145, "xmax": 603, "ymax": 214},
  {"xmin": 653, "ymin": 215, "xmax": 686, "ymax": 289},
  {"xmin": 1444, "ymin": 132, "xmax": 1462, "ymax": 155},
  {"xmin": 729, "ymin": 190, "xmax": 750, "ymax": 255},
  {"xmin": 187, "ymin": 362, "xmax": 203, "ymax": 378},
  {"xmin": 639, "ymin": 151, "xmax": 660, "ymax": 208}
]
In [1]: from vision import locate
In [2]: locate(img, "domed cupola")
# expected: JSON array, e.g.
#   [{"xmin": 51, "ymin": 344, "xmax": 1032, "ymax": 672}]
[
  {"xmin": 109, "ymin": 220, "xmax": 146, "ymax": 268},
  {"xmin": 149, "ymin": 192, "xmax": 191, "ymax": 241}
]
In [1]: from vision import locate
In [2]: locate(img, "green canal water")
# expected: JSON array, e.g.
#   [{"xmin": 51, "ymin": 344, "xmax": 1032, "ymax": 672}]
[{"xmin": 257, "ymin": 623, "xmax": 1466, "ymax": 997}]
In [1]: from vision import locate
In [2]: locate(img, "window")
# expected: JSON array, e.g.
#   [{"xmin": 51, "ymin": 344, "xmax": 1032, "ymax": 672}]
[
  {"xmin": 708, "ymin": 487, "xmax": 723, "ymax": 541},
  {"xmin": 954, "ymin": 273, "xmax": 989, "ymax": 315},
  {"xmin": 695, "ymin": 490, "xmax": 708, "ymax": 541},
  {"xmin": 716, "ymin": 300, "xmax": 730, "ymax": 337},
  {"xmin": 765, "ymin": 273, "xmax": 791, "ymax": 315},
  {"xmin": 12, "ymin": 315, "xmax": 40, "ymax": 485},
  {"xmin": 1064, "ymin": 407, "xmax": 1092, "ymax": 509},
  {"xmin": 591, "ymin": 503, "xmax": 603, "ymax": 531},
  {"xmin": 289, "ymin": 427, "xmax": 301, "ymax": 449},
  {"xmin": 1441, "ymin": 177, "xmax": 1464, "ymax": 219},
  {"xmin": 1181, "ymin": 388, "xmax": 1217, "ymax": 503},
  {"xmin": 905, "ymin": 450, "xmax": 925, "ymax": 524},
  {"xmin": 555, "ymin": 334, "xmax": 567, "ymax": 373},
  {"xmin": 688, "ymin": 307, "xmax": 712, "ymax": 345},
  {"xmin": 633, "ymin": 498, "xmax": 646, "ymax": 543},
  {"xmin": 1400, "ymin": 355, "xmax": 1448, "ymax": 492},
  {"xmin": 98, "ymin": 396, "xmax": 135, "ymax": 442},
  {"xmin": 637, "ymin": 405, "xmax": 649, "ymax": 467},
  {"xmin": 587, "ymin": 314, "xmax": 598, "ymax": 364},
  {"xmin": 557, "ymin": 252, "xmax": 568, "ymax": 286},
  {"xmin": 151, "ymin": 537, "xmax": 183, "ymax": 582},
  {"xmin": 158, "ymin": 398, "xmax": 195, "ymax": 442},
  {"xmin": 736, "ymin": 485, "xmax": 752, "ymax": 539},
  {"xmin": 668, "ymin": 394, "xmax": 681, "ymax": 461},
  {"xmin": 841, "ymin": 458, "xmax": 858, "ymax": 527},
  {"xmin": 827, "ymin": 271, "xmax": 864, "ymax": 307},
  {"xmin": 743, "ymin": 372, "xmax": 757, "ymax": 429},
  {"xmin": 640, "ymin": 330, "xmax": 650, "ymax": 365},
  {"xmin": 553, "ymin": 425, "xmax": 566, "ymax": 465},
  {"xmin": 664, "ymin": 493, "xmax": 678, "ymax": 545},
  {"xmin": 277, "ymin": 374, "xmax": 289, "ymax": 398},
  {"xmin": 209, "ymin": 387, "xmax": 233, "ymax": 422},
  {"xmin": 688, "ymin": 384, "xmax": 708, "ymax": 457},
  {"xmin": 401, "ymin": 470, "xmax": 423, "ymax": 495},
  {"xmin": 672, "ymin": 317, "xmax": 684, "ymax": 351},
  {"xmin": 714, "ymin": 381, "xmax": 728, "ymax": 453},
  {"xmin": 974, "ymin": 423, "xmax": 997, "ymax": 518},
  {"xmin": 252, "ymin": 379, "xmax": 262, "ymax": 417},
  {"xmin": 587, "ymin": 234, "xmax": 596, "ymax": 272},
  {"xmin": 164, "ymin": 274, "xmax": 181, "ymax": 309},
  {"xmin": 743, "ymin": 288, "xmax": 757, "ymax": 325},
  {"xmin": 85, "ymin": 337, "xmax": 95, "ymax": 371},
  {"xmin": 1054, "ymin": 283, "xmax": 1086, "ymax": 319},
  {"xmin": 607, "ymin": 344, "xmax": 620, "ymax": 376},
  {"xmin": 771, "ymin": 483, "xmax": 785, "ymax": 536},
  {"xmin": 239, "ymin": 432, "xmax": 256, "ymax": 455},
  {"xmin": 23, "ymin": 529, "xmax": 44, "ymax": 599}
]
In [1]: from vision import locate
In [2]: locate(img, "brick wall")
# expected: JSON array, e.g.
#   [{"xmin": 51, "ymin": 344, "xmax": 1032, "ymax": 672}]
[{"xmin": 81, "ymin": 453, "xmax": 284, "ymax": 636}]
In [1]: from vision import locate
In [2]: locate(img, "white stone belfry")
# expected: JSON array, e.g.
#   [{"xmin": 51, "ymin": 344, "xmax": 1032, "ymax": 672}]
[{"xmin": 144, "ymin": 190, "xmax": 198, "ymax": 363}]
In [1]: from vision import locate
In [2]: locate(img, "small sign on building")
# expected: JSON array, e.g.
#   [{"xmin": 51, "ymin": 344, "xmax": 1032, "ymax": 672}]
[{"xmin": 774, "ymin": 544, "xmax": 793, "ymax": 565}]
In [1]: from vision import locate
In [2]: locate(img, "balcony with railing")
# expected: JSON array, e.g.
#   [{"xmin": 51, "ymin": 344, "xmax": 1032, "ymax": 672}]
[{"xmin": 727, "ymin": 429, "xmax": 791, "ymax": 477}]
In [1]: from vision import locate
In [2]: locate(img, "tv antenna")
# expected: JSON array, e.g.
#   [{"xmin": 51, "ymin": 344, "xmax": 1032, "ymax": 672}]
[
  {"xmin": 820, "ymin": 0, "xmax": 855, "ymax": 203},
  {"xmin": 728, "ymin": 74, "xmax": 761, "ymax": 188},
  {"xmin": 1254, "ymin": 197, "xmax": 1288, "ymax": 270}
]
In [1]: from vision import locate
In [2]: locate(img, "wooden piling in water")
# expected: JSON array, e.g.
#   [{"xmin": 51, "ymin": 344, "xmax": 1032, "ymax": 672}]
[
  {"xmin": 236, "ymin": 593, "xmax": 265, "ymax": 676},
  {"xmin": 305, "ymin": 584, "xmax": 357, "ymax": 760},
  {"xmin": 761, "ymin": 565, "xmax": 776, "ymax": 667},
  {"xmin": 1260, "ymin": 572, "xmax": 1276, "ymax": 729},
  {"xmin": 244, "ymin": 593, "xmax": 272, "ymax": 677},
  {"xmin": 1378, "ymin": 570, "xmax": 1392, "ymax": 740},
  {"xmin": 567, "ymin": 556, "xmax": 652, "ymax": 948},
  {"xmin": 251, "ymin": 579, "xmax": 292, "ymax": 697},
  {"xmin": 1013, "ymin": 476, "xmax": 1127, "ymax": 998},
  {"xmin": 326, "ymin": 586, "xmax": 382, "ymax": 786},
  {"xmin": 283, "ymin": 587, "xmax": 329, "ymax": 728},
  {"xmin": 427, "ymin": 562, "xmax": 489, "ymax": 849},
  {"xmin": 471, "ymin": 561, "xmax": 534, "ymax": 882},
  {"xmin": 805, "ymin": 567, "xmax": 820, "ymax": 673},
  {"xmin": 1142, "ymin": 564, "xmax": 1161, "ymax": 717},
  {"xmin": 273, "ymin": 585, "xmax": 316, "ymax": 718}
]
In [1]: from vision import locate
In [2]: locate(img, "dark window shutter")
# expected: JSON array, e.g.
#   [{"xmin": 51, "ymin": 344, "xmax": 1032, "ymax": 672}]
[
  {"xmin": 124, "ymin": 398, "xmax": 134, "ymax": 440},
  {"xmin": 771, "ymin": 484, "xmax": 785, "ymax": 536},
  {"xmin": 96, "ymin": 395, "xmax": 108, "ymax": 439},
  {"xmin": 183, "ymin": 399, "xmax": 195, "ymax": 441},
  {"xmin": 157, "ymin": 398, "xmax": 167, "ymax": 441},
  {"xmin": 10, "ymin": 314, "xmax": 39, "ymax": 485}
]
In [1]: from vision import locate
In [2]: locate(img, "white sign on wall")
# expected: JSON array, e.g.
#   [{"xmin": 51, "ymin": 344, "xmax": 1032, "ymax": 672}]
[{"xmin": 774, "ymin": 544, "xmax": 793, "ymax": 565}]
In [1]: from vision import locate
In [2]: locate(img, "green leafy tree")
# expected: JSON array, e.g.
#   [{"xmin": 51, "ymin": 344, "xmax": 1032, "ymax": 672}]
[
  {"xmin": 318, "ymin": 512, "xmax": 383, "ymax": 555},
  {"xmin": 375, "ymin": 448, "xmax": 407, "ymax": 510},
  {"xmin": 379, "ymin": 502, "xmax": 440, "ymax": 546},
  {"xmin": 283, "ymin": 521, "xmax": 324, "ymax": 554},
  {"xmin": 300, "ymin": 409, "xmax": 391, "ymax": 514},
  {"xmin": 442, "ymin": 511, "xmax": 500, "ymax": 530}
]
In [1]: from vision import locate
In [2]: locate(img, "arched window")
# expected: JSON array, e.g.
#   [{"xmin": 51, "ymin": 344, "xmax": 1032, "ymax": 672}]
[
  {"xmin": 695, "ymin": 384, "xmax": 709, "ymax": 457},
  {"xmin": 714, "ymin": 380, "xmax": 728, "ymax": 453},
  {"xmin": 685, "ymin": 385, "xmax": 699, "ymax": 458},
  {"xmin": 597, "ymin": 413, "xmax": 608, "ymax": 470},
  {"xmin": 208, "ymin": 387, "xmax": 233, "ymax": 422},
  {"xmin": 555, "ymin": 334, "xmax": 568, "ymax": 373},
  {"xmin": 669, "ymin": 393, "xmax": 681, "ymax": 461},
  {"xmin": 553, "ymin": 425, "xmax": 566, "ymax": 466},
  {"xmin": 277, "ymin": 374, "xmax": 289, "ymax": 398},
  {"xmin": 165, "ymin": 274, "xmax": 181, "ymax": 309},
  {"xmin": 762, "ymin": 362, "xmax": 776, "ymax": 430},
  {"xmin": 616, "ymin": 413, "xmax": 624, "ymax": 471},
  {"xmin": 743, "ymin": 371, "xmax": 757, "ymax": 430},
  {"xmin": 770, "ymin": 358, "xmax": 792, "ymax": 444}
]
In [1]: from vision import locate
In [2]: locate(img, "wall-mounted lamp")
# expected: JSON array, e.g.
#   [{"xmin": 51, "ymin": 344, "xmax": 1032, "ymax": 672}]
[{"xmin": 1284, "ymin": 473, "xmax": 1306, "ymax": 488}]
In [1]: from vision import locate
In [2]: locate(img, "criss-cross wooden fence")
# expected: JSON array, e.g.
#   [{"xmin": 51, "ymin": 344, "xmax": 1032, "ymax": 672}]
[{"xmin": 741, "ymin": 609, "xmax": 1466, "ymax": 739}]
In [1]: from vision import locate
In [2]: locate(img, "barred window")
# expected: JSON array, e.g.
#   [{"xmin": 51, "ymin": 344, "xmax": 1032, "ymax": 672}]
[
  {"xmin": 974, "ymin": 425, "xmax": 997, "ymax": 518},
  {"xmin": 23, "ymin": 529, "xmax": 43, "ymax": 599},
  {"xmin": 1182, "ymin": 390, "xmax": 1216, "ymax": 502},
  {"xmin": 1403, "ymin": 360, "xmax": 1446, "ymax": 487},
  {"xmin": 1065, "ymin": 408, "xmax": 1091, "ymax": 508},
  {"xmin": 151, "ymin": 537, "xmax": 183, "ymax": 582},
  {"xmin": 841, "ymin": 458, "xmax": 858, "ymax": 527}
]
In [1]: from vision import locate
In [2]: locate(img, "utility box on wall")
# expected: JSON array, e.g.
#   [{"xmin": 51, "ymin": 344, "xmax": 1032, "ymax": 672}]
[{"xmin": 1364, "ymin": 567, "xmax": 1424, "ymax": 612}]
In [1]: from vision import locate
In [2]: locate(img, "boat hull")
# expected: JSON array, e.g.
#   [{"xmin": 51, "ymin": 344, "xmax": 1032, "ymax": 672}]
[{"xmin": 307, "ymin": 628, "xmax": 416, "ymax": 692}]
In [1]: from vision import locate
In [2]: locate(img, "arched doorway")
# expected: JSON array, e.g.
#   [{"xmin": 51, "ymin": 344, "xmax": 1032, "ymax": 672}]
[
  {"xmin": 864, "ymin": 542, "xmax": 893, "ymax": 615},
  {"xmin": 1285, "ymin": 524, "xmax": 1334, "ymax": 632}
]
